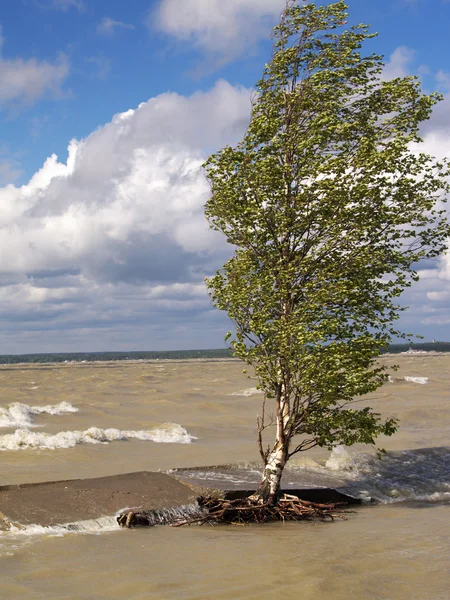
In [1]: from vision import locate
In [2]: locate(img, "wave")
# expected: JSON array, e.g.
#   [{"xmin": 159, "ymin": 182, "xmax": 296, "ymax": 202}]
[
  {"xmin": 228, "ymin": 388, "xmax": 262, "ymax": 397},
  {"xmin": 0, "ymin": 401, "xmax": 78, "ymax": 428},
  {"xmin": 0, "ymin": 422, "xmax": 196, "ymax": 450},
  {"xmin": 171, "ymin": 446, "xmax": 450, "ymax": 506},
  {"xmin": 0, "ymin": 503, "xmax": 203, "ymax": 557},
  {"xmin": 169, "ymin": 463, "xmax": 264, "ymax": 488},
  {"xmin": 5, "ymin": 515, "xmax": 118, "ymax": 536},
  {"xmin": 0, "ymin": 515, "xmax": 120, "ymax": 557},
  {"xmin": 387, "ymin": 375, "xmax": 428, "ymax": 384},
  {"xmin": 323, "ymin": 445, "xmax": 450, "ymax": 504}
]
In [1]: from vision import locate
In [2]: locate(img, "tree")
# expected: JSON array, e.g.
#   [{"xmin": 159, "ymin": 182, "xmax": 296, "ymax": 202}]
[{"xmin": 203, "ymin": 0, "xmax": 450, "ymax": 504}]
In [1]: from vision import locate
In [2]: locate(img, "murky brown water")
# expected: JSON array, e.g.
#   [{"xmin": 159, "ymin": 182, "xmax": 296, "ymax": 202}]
[{"xmin": 0, "ymin": 355, "xmax": 449, "ymax": 599}]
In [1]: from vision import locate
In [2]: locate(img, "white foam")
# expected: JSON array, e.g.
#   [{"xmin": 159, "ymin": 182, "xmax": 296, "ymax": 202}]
[
  {"xmin": 323, "ymin": 446, "xmax": 450, "ymax": 505},
  {"xmin": 228, "ymin": 387, "xmax": 262, "ymax": 397},
  {"xmin": 325, "ymin": 446, "xmax": 358, "ymax": 472},
  {"xmin": 0, "ymin": 515, "xmax": 120, "ymax": 556},
  {"xmin": 8, "ymin": 515, "xmax": 120, "ymax": 536},
  {"xmin": 0, "ymin": 401, "xmax": 78, "ymax": 428},
  {"xmin": 387, "ymin": 375, "xmax": 428, "ymax": 385},
  {"xmin": 0, "ymin": 422, "xmax": 196, "ymax": 450},
  {"xmin": 0, "ymin": 503, "xmax": 204, "ymax": 558},
  {"xmin": 404, "ymin": 376, "xmax": 428, "ymax": 385}
]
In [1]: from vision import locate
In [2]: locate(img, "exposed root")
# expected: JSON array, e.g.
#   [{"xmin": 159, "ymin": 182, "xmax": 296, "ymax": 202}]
[
  {"xmin": 117, "ymin": 493, "xmax": 352, "ymax": 528},
  {"xmin": 117, "ymin": 511, "xmax": 137, "ymax": 528}
]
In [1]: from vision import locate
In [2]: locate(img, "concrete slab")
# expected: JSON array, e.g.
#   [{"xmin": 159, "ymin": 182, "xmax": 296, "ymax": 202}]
[{"xmin": 0, "ymin": 471, "xmax": 198, "ymax": 529}]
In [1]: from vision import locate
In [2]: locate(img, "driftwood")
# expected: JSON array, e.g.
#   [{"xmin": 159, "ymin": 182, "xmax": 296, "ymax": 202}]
[{"xmin": 117, "ymin": 493, "xmax": 351, "ymax": 528}]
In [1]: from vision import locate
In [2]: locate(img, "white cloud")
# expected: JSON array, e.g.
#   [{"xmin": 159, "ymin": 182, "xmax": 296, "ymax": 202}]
[
  {"xmin": 427, "ymin": 291, "xmax": 450, "ymax": 301},
  {"xmin": 0, "ymin": 31, "xmax": 448, "ymax": 351},
  {"xmin": 400, "ymin": 81, "xmax": 450, "ymax": 337},
  {"xmin": 96, "ymin": 17, "xmax": 135, "ymax": 37},
  {"xmin": 435, "ymin": 69, "xmax": 450, "ymax": 91},
  {"xmin": 383, "ymin": 46, "xmax": 416, "ymax": 79},
  {"xmin": 0, "ymin": 80, "xmax": 251, "ymax": 351},
  {"xmin": 0, "ymin": 26, "xmax": 69, "ymax": 109},
  {"xmin": 381, "ymin": 48, "xmax": 450, "ymax": 328},
  {"xmin": 152, "ymin": 0, "xmax": 285, "ymax": 65}
]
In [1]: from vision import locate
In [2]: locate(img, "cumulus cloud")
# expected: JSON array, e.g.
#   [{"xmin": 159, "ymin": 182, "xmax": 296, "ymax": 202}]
[
  {"xmin": 0, "ymin": 26, "xmax": 69, "ymax": 110},
  {"xmin": 435, "ymin": 69, "xmax": 450, "ymax": 91},
  {"xmin": 383, "ymin": 46, "xmax": 416, "ymax": 79},
  {"xmin": 96, "ymin": 17, "xmax": 135, "ymax": 37},
  {"xmin": 376, "ymin": 45, "xmax": 450, "ymax": 338},
  {"xmin": 0, "ymin": 80, "xmax": 251, "ymax": 352},
  {"xmin": 1, "ymin": 32, "xmax": 449, "ymax": 351},
  {"xmin": 152, "ymin": 0, "xmax": 285, "ymax": 66}
]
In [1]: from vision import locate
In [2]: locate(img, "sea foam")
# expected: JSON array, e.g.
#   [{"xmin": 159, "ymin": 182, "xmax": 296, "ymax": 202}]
[
  {"xmin": 323, "ymin": 445, "xmax": 450, "ymax": 505},
  {"xmin": 403, "ymin": 376, "xmax": 428, "ymax": 384},
  {"xmin": 0, "ymin": 401, "xmax": 78, "ymax": 428},
  {"xmin": 1, "ymin": 503, "xmax": 202, "ymax": 546},
  {"xmin": 228, "ymin": 388, "xmax": 263, "ymax": 397},
  {"xmin": 387, "ymin": 375, "xmax": 428, "ymax": 385},
  {"xmin": 0, "ymin": 422, "xmax": 196, "ymax": 450}
]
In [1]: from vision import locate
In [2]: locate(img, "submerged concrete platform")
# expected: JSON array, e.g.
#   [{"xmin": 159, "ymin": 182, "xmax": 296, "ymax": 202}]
[
  {"xmin": 0, "ymin": 471, "xmax": 361, "ymax": 530},
  {"xmin": 0, "ymin": 471, "xmax": 197, "ymax": 529},
  {"xmin": 224, "ymin": 488, "xmax": 362, "ymax": 505}
]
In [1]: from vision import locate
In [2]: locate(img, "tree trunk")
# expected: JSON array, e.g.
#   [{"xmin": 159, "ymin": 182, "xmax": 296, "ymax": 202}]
[
  {"xmin": 254, "ymin": 441, "xmax": 288, "ymax": 504},
  {"xmin": 253, "ymin": 386, "xmax": 290, "ymax": 504}
]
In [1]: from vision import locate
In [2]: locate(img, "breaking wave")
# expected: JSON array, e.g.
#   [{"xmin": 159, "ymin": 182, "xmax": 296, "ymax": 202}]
[
  {"xmin": 0, "ymin": 422, "xmax": 196, "ymax": 450},
  {"xmin": 5, "ymin": 515, "xmax": 119, "ymax": 537},
  {"xmin": 169, "ymin": 463, "xmax": 264, "ymax": 488},
  {"xmin": 0, "ymin": 504, "xmax": 204, "ymax": 557},
  {"xmin": 322, "ymin": 445, "xmax": 450, "ymax": 504},
  {"xmin": 171, "ymin": 446, "xmax": 450, "ymax": 506},
  {"xmin": 0, "ymin": 515, "xmax": 120, "ymax": 557},
  {"xmin": 228, "ymin": 388, "xmax": 262, "ymax": 397},
  {"xmin": 0, "ymin": 401, "xmax": 78, "ymax": 428},
  {"xmin": 388, "ymin": 375, "xmax": 428, "ymax": 384}
]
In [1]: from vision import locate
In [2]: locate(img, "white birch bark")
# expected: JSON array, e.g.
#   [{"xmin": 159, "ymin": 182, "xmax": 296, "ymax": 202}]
[{"xmin": 254, "ymin": 382, "xmax": 291, "ymax": 503}]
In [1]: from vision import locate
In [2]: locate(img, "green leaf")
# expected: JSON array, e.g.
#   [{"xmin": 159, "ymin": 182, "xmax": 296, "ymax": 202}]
[{"xmin": 203, "ymin": 0, "xmax": 449, "ymax": 476}]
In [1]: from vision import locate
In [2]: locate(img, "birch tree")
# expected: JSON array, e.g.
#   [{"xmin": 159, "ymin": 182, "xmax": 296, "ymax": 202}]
[{"xmin": 204, "ymin": 0, "xmax": 450, "ymax": 503}]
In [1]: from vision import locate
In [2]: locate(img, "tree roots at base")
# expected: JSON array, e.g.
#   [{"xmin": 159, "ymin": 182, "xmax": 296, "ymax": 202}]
[{"xmin": 117, "ymin": 494, "xmax": 352, "ymax": 528}]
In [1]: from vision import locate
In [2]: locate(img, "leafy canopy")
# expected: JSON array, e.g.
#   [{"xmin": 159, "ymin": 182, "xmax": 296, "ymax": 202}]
[{"xmin": 204, "ymin": 1, "xmax": 449, "ymax": 455}]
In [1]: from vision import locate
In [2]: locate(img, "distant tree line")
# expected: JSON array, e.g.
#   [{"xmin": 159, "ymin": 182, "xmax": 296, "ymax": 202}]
[
  {"xmin": 0, "ymin": 349, "xmax": 233, "ymax": 364},
  {"xmin": 383, "ymin": 342, "xmax": 450, "ymax": 354},
  {"xmin": 0, "ymin": 343, "xmax": 448, "ymax": 364}
]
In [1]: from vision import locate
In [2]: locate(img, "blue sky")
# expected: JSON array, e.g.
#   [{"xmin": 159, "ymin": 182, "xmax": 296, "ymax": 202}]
[{"xmin": 0, "ymin": 0, "xmax": 450, "ymax": 353}]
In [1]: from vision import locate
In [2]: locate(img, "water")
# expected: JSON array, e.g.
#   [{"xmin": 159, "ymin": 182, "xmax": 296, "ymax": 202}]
[{"xmin": 0, "ymin": 355, "xmax": 449, "ymax": 599}]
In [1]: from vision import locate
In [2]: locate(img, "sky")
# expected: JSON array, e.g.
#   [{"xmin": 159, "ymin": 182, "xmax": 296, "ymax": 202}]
[{"xmin": 0, "ymin": 0, "xmax": 450, "ymax": 354}]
